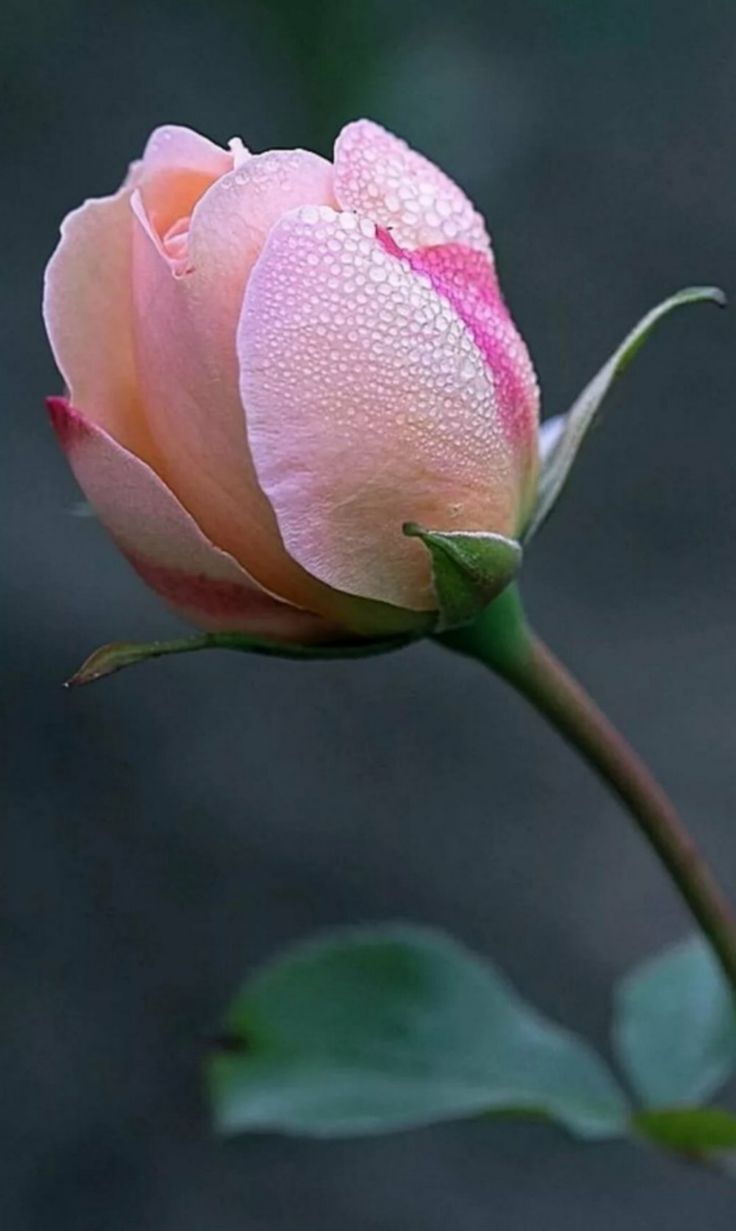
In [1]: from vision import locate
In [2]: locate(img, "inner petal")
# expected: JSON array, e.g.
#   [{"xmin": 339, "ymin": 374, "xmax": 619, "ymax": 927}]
[
  {"xmin": 135, "ymin": 167, "xmax": 217, "ymax": 262},
  {"xmin": 161, "ymin": 216, "xmax": 191, "ymax": 274},
  {"xmin": 136, "ymin": 125, "xmax": 234, "ymax": 245}
]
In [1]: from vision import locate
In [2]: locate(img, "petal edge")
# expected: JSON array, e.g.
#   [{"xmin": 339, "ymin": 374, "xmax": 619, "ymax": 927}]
[{"xmin": 47, "ymin": 396, "xmax": 336, "ymax": 640}]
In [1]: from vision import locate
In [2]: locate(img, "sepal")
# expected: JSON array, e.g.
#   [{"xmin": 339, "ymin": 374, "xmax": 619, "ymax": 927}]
[
  {"xmin": 525, "ymin": 286, "xmax": 726, "ymax": 542},
  {"xmin": 403, "ymin": 522, "xmax": 522, "ymax": 632},
  {"xmin": 66, "ymin": 628, "xmax": 418, "ymax": 686}
]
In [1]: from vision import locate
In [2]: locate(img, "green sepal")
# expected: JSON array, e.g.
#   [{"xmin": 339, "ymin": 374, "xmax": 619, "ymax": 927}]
[
  {"xmin": 403, "ymin": 522, "xmax": 522, "ymax": 632},
  {"xmin": 525, "ymin": 286, "xmax": 726, "ymax": 542},
  {"xmin": 206, "ymin": 924, "xmax": 630, "ymax": 1141},
  {"xmin": 66, "ymin": 629, "xmax": 418, "ymax": 687}
]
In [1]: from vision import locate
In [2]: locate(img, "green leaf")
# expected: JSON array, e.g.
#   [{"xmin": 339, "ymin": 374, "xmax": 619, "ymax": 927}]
[
  {"xmin": 525, "ymin": 286, "xmax": 726, "ymax": 542},
  {"xmin": 635, "ymin": 1107, "xmax": 736, "ymax": 1154},
  {"xmin": 613, "ymin": 936, "xmax": 736, "ymax": 1107},
  {"xmin": 66, "ymin": 629, "xmax": 417, "ymax": 687},
  {"xmin": 207, "ymin": 924, "xmax": 629, "ymax": 1140},
  {"xmin": 403, "ymin": 523, "xmax": 522, "ymax": 632}
]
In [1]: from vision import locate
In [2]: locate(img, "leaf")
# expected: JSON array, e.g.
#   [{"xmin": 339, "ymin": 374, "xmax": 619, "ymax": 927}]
[
  {"xmin": 525, "ymin": 286, "xmax": 726, "ymax": 542},
  {"xmin": 207, "ymin": 924, "xmax": 629, "ymax": 1140},
  {"xmin": 613, "ymin": 936, "xmax": 736, "ymax": 1107},
  {"xmin": 66, "ymin": 629, "xmax": 417, "ymax": 687},
  {"xmin": 403, "ymin": 523, "xmax": 522, "ymax": 632},
  {"xmin": 635, "ymin": 1107, "xmax": 736, "ymax": 1155}
]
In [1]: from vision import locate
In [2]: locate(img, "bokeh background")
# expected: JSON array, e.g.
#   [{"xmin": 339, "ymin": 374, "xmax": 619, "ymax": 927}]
[{"xmin": 3, "ymin": 0, "xmax": 736, "ymax": 1226}]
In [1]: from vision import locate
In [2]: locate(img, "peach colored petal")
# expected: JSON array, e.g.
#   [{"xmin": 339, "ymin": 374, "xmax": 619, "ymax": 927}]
[
  {"xmin": 130, "ymin": 150, "xmax": 336, "ymax": 600},
  {"xmin": 140, "ymin": 125, "xmax": 235, "ymax": 179},
  {"xmin": 135, "ymin": 126, "xmax": 237, "ymax": 257},
  {"xmin": 47, "ymin": 397, "xmax": 336, "ymax": 639},
  {"xmin": 130, "ymin": 151, "xmax": 418, "ymax": 636},
  {"xmin": 42, "ymin": 128, "xmax": 238, "ymax": 462},
  {"xmin": 334, "ymin": 119, "xmax": 490, "ymax": 254},
  {"xmin": 239, "ymin": 207, "xmax": 521, "ymax": 611},
  {"xmin": 43, "ymin": 184, "xmax": 155, "ymax": 462}
]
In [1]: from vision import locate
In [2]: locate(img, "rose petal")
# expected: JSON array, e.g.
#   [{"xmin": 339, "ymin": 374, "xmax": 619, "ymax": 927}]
[
  {"xmin": 239, "ymin": 207, "xmax": 522, "ymax": 611},
  {"xmin": 131, "ymin": 149, "xmax": 340, "ymax": 610},
  {"xmin": 47, "ymin": 396, "xmax": 335, "ymax": 639},
  {"xmin": 134, "ymin": 126, "xmax": 237, "ymax": 261},
  {"xmin": 381, "ymin": 235, "xmax": 539, "ymax": 503},
  {"xmin": 140, "ymin": 125, "xmax": 235, "ymax": 179},
  {"xmin": 42, "ymin": 128, "xmax": 237, "ymax": 460},
  {"xmin": 334, "ymin": 119, "xmax": 490, "ymax": 254},
  {"xmin": 43, "ymin": 184, "xmax": 156, "ymax": 462}
]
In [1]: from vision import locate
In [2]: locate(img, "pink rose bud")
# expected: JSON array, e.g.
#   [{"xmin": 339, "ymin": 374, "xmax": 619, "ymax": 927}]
[{"xmin": 44, "ymin": 121, "xmax": 539, "ymax": 640}]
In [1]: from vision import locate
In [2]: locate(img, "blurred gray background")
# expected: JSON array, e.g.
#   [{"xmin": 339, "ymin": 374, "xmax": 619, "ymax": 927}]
[{"xmin": 3, "ymin": 0, "xmax": 736, "ymax": 1226}]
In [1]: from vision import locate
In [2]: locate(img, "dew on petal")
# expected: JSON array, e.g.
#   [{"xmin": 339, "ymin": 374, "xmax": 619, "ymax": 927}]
[
  {"xmin": 239, "ymin": 204, "xmax": 536, "ymax": 610},
  {"xmin": 334, "ymin": 119, "xmax": 492, "ymax": 254}
]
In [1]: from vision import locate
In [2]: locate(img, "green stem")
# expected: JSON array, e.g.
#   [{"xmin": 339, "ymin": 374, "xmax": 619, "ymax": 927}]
[{"xmin": 440, "ymin": 587, "xmax": 736, "ymax": 995}]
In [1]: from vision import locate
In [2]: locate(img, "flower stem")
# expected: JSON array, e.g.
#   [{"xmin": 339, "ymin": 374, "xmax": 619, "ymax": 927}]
[{"xmin": 439, "ymin": 587, "xmax": 736, "ymax": 995}]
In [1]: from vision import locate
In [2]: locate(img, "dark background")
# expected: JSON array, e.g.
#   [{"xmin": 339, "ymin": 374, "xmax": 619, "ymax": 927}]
[{"xmin": 3, "ymin": 0, "xmax": 736, "ymax": 1226}]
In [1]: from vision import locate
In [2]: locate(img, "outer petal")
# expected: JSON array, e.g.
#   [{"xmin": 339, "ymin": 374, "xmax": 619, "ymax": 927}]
[
  {"xmin": 239, "ymin": 207, "xmax": 521, "ymax": 611},
  {"xmin": 47, "ymin": 397, "xmax": 335, "ymax": 639},
  {"xmin": 42, "ymin": 127, "xmax": 234, "ymax": 464},
  {"xmin": 131, "ymin": 150, "xmax": 340, "ymax": 608},
  {"xmin": 43, "ymin": 184, "xmax": 155, "ymax": 462},
  {"xmin": 334, "ymin": 119, "xmax": 490, "ymax": 254},
  {"xmin": 384, "ymin": 236, "xmax": 539, "ymax": 512}
]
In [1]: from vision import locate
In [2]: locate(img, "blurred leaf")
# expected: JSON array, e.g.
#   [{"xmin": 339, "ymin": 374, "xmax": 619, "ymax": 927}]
[
  {"xmin": 525, "ymin": 286, "xmax": 726, "ymax": 542},
  {"xmin": 404, "ymin": 523, "xmax": 522, "ymax": 632},
  {"xmin": 613, "ymin": 936, "xmax": 736, "ymax": 1107},
  {"xmin": 207, "ymin": 924, "xmax": 629, "ymax": 1140},
  {"xmin": 635, "ymin": 1107, "xmax": 736, "ymax": 1154},
  {"xmin": 67, "ymin": 629, "xmax": 416, "ymax": 686}
]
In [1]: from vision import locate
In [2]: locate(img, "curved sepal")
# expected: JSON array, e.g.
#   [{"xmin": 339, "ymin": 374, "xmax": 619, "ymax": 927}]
[
  {"xmin": 66, "ymin": 629, "xmax": 417, "ymax": 687},
  {"xmin": 403, "ymin": 522, "xmax": 522, "ymax": 632},
  {"xmin": 525, "ymin": 286, "xmax": 726, "ymax": 542}
]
